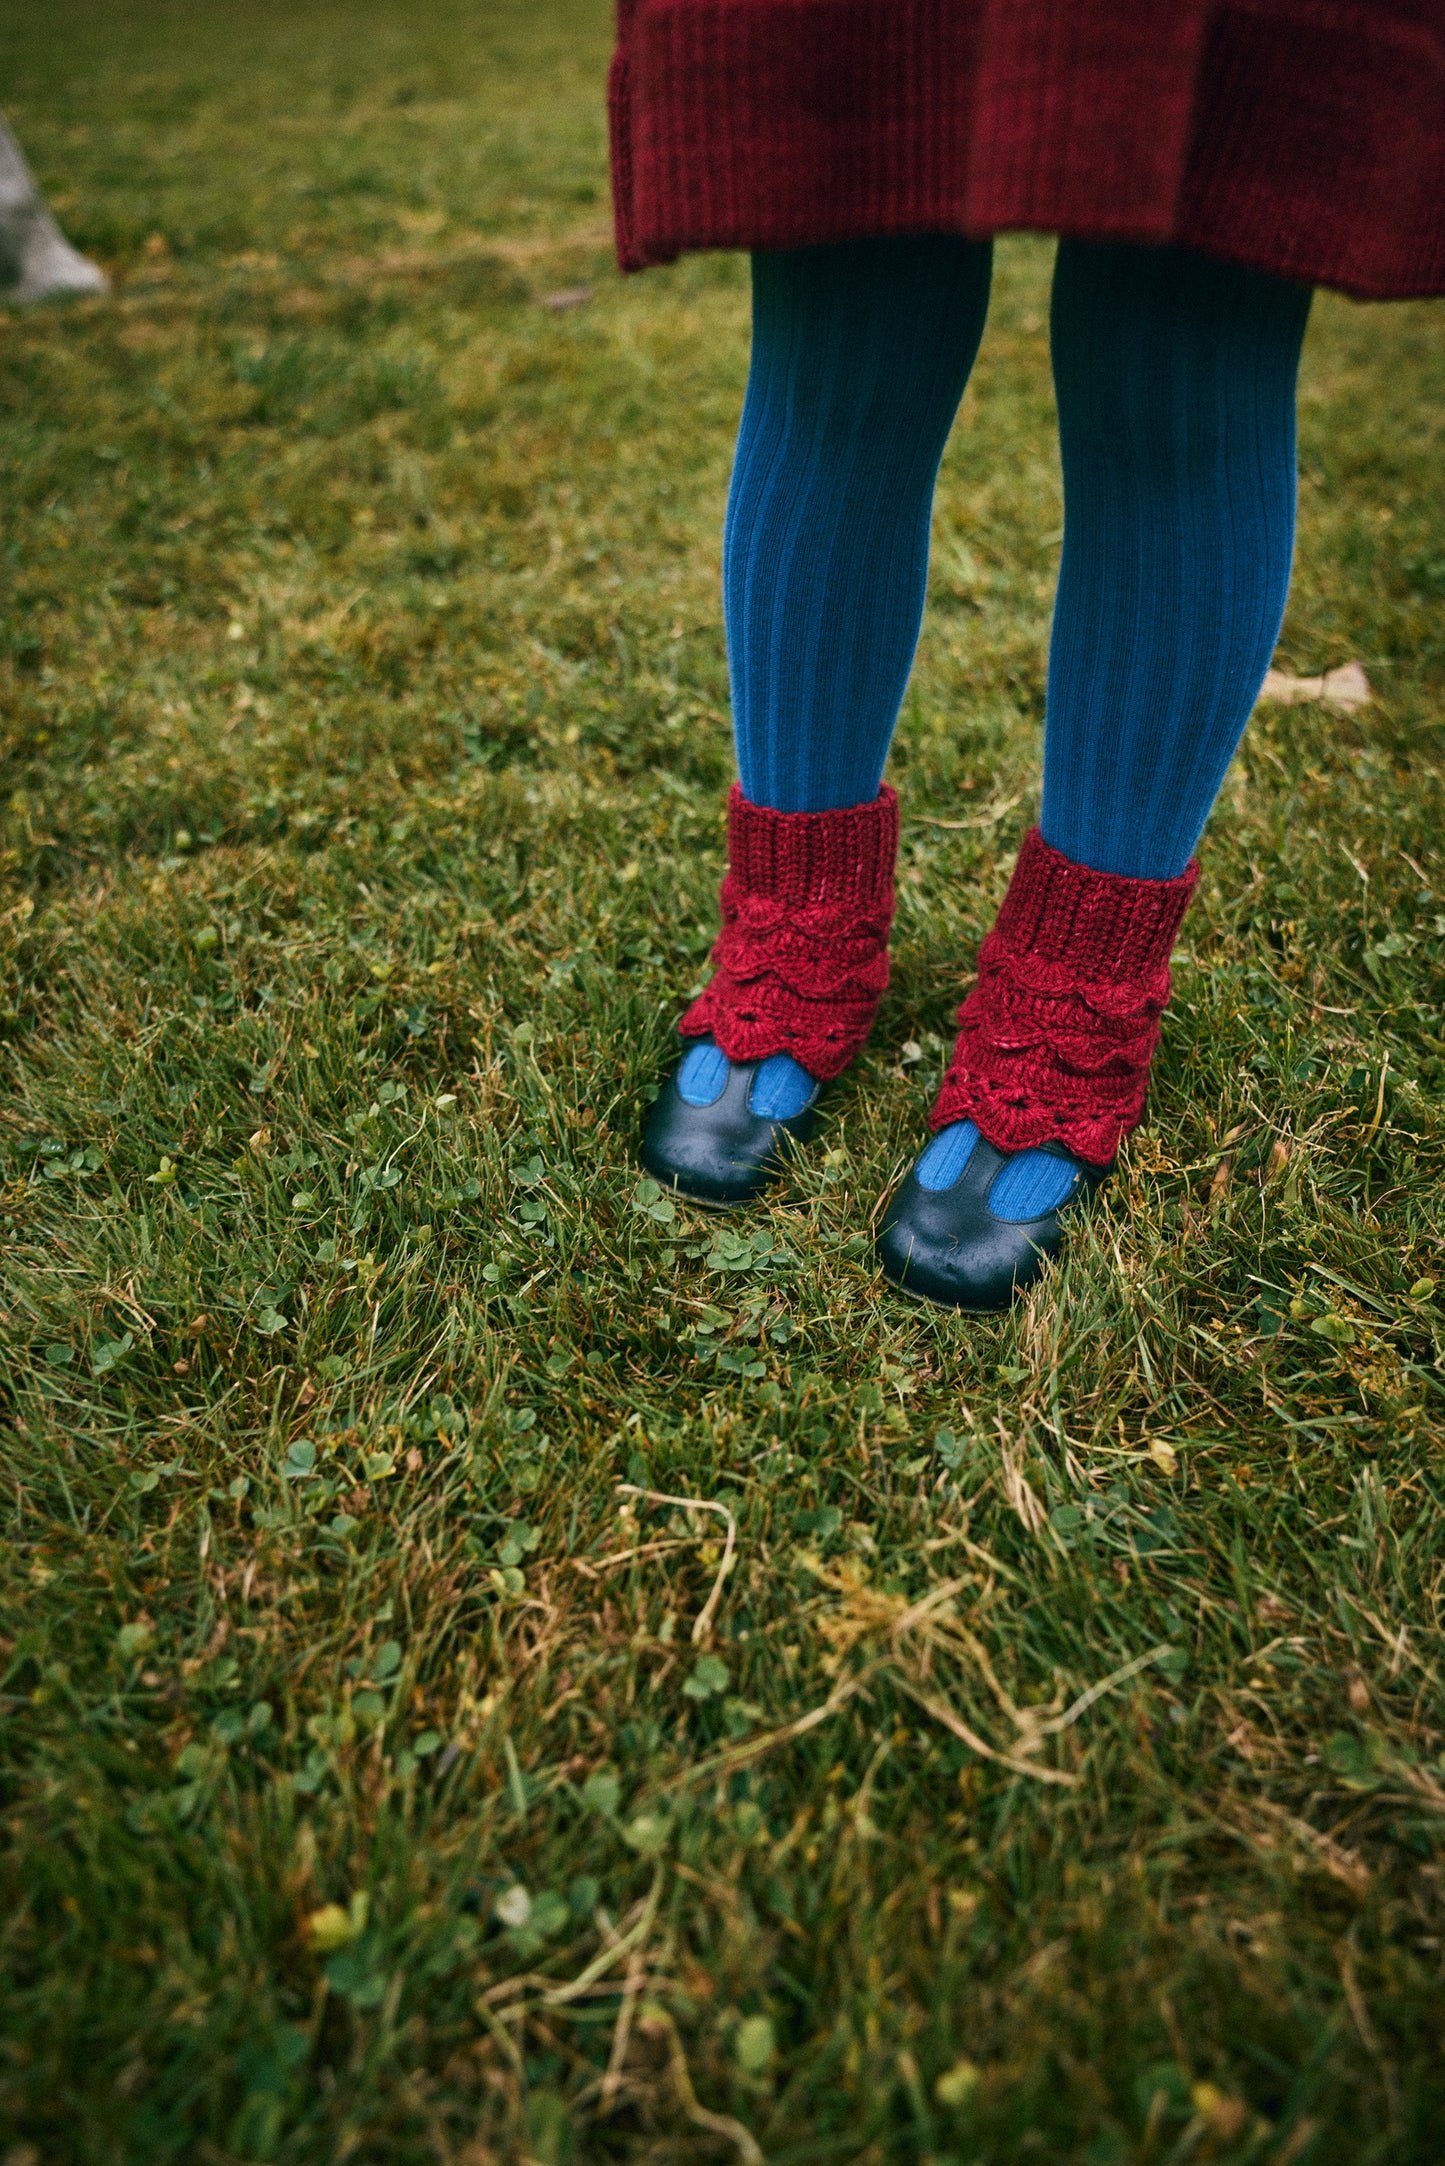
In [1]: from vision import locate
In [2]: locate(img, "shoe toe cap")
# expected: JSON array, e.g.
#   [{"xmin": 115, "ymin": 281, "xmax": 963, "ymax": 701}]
[
  {"xmin": 876, "ymin": 1202, "xmax": 1042, "ymax": 1311},
  {"xmin": 640, "ymin": 1120, "xmax": 772, "ymax": 1206}
]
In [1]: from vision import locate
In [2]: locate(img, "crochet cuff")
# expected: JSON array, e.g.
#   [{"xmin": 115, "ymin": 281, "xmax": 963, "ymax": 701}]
[
  {"xmin": 680, "ymin": 785, "xmax": 898, "ymax": 1080},
  {"xmin": 931, "ymin": 827, "xmax": 1197, "ymax": 1164}
]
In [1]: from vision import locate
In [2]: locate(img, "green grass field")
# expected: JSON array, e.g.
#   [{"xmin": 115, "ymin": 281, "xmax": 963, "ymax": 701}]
[{"xmin": 3, "ymin": 4, "xmax": 1445, "ymax": 2160}]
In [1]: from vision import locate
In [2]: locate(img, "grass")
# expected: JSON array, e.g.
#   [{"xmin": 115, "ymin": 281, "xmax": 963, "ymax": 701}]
[{"xmin": 2, "ymin": 2, "xmax": 1445, "ymax": 2160}]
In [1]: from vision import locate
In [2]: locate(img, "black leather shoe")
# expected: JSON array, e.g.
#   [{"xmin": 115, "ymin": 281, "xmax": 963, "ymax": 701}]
[
  {"xmin": 640, "ymin": 1040, "xmax": 821, "ymax": 1208},
  {"xmin": 876, "ymin": 1123, "xmax": 1111, "ymax": 1310}
]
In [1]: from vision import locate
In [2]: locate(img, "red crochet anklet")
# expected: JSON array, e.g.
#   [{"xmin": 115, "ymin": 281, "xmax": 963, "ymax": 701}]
[
  {"xmin": 680, "ymin": 785, "xmax": 899, "ymax": 1080},
  {"xmin": 931, "ymin": 828, "xmax": 1198, "ymax": 1166}
]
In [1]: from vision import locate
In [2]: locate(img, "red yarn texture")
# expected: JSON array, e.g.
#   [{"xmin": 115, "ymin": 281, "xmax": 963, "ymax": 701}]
[
  {"xmin": 932, "ymin": 828, "xmax": 1197, "ymax": 1166},
  {"xmin": 610, "ymin": 1, "xmax": 1445, "ymax": 301},
  {"xmin": 681, "ymin": 786, "xmax": 898, "ymax": 1080}
]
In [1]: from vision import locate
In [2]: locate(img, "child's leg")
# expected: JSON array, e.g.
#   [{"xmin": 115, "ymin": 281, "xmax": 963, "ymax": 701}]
[
  {"xmin": 726, "ymin": 234, "xmax": 994, "ymax": 814},
  {"xmin": 882, "ymin": 241, "xmax": 1313, "ymax": 1308},
  {"xmin": 1042, "ymin": 239, "xmax": 1313, "ymax": 877},
  {"xmin": 644, "ymin": 235, "xmax": 993, "ymax": 1205}
]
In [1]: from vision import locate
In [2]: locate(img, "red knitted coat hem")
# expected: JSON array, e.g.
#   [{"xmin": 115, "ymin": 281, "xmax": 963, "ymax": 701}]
[
  {"xmin": 931, "ymin": 828, "xmax": 1197, "ymax": 1166},
  {"xmin": 609, "ymin": 0, "xmax": 1445, "ymax": 301},
  {"xmin": 680, "ymin": 785, "xmax": 898, "ymax": 1080}
]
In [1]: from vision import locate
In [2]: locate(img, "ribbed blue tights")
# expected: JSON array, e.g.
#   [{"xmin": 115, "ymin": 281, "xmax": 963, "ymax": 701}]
[
  {"xmin": 727, "ymin": 234, "xmax": 1312, "ymax": 858},
  {"xmin": 709, "ymin": 233, "xmax": 1312, "ymax": 1141},
  {"xmin": 725, "ymin": 235, "xmax": 992, "ymax": 815}
]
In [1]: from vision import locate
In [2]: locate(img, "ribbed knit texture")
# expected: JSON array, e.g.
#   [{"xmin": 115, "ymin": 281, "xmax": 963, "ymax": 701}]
[
  {"xmin": 932, "ymin": 828, "xmax": 1197, "ymax": 1165},
  {"xmin": 721, "ymin": 234, "xmax": 1309, "ymax": 880},
  {"xmin": 609, "ymin": 0, "xmax": 1445, "ymax": 301},
  {"xmin": 726, "ymin": 236, "xmax": 992, "ymax": 814},
  {"xmin": 681, "ymin": 785, "xmax": 898, "ymax": 1078},
  {"xmin": 1041, "ymin": 241, "xmax": 1313, "ymax": 879}
]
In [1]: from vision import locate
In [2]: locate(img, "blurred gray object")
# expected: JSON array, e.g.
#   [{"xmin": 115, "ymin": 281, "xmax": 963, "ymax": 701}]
[{"xmin": 0, "ymin": 112, "xmax": 107, "ymax": 301}]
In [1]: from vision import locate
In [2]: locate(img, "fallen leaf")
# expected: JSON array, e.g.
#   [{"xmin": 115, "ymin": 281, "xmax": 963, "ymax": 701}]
[
  {"xmin": 1190, "ymin": 2082, "xmax": 1250, "ymax": 2140},
  {"xmin": 734, "ymin": 2014, "xmax": 775, "ymax": 2074},
  {"xmin": 1258, "ymin": 661, "xmax": 1370, "ymax": 712},
  {"xmin": 494, "ymin": 1884, "xmax": 531, "ymax": 1928},
  {"xmin": 935, "ymin": 2059, "xmax": 981, "ymax": 2108},
  {"xmin": 307, "ymin": 1905, "xmax": 354, "ymax": 1952},
  {"xmin": 308, "ymin": 1891, "xmax": 369, "ymax": 1951}
]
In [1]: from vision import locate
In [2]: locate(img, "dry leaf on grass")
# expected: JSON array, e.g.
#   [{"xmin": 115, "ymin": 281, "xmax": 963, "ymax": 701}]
[{"xmin": 1257, "ymin": 661, "xmax": 1371, "ymax": 711}]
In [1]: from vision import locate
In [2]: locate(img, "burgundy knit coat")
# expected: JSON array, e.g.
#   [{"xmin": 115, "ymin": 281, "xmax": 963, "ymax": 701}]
[{"xmin": 610, "ymin": 0, "xmax": 1445, "ymax": 299}]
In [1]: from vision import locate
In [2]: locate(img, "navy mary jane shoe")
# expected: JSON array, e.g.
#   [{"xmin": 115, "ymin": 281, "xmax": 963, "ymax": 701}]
[
  {"xmin": 640, "ymin": 1039, "xmax": 821, "ymax": 1209},
  {"xmin": 877, "ymin": 1120, "xmax": 1110, "ymax": 1310}
]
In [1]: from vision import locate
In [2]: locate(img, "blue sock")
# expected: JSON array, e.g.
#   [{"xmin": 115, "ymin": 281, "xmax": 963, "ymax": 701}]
[
  {"xmin": 725, "ymin": 235, "xmax": 993, "ymax": 816},
  {"xmin": 676, "ymin": 1040, "xmax": 819, "ymax": 1120},
  {"xmin": 1041, "ymin": 241, "xmax": 1313, "ymax": 880},
  {"xmin": 916, "ymin": 1122, "xmax": 1082, "ymax": 1218}
]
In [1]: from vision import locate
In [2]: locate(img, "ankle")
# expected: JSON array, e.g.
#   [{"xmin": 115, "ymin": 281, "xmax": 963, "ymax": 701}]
[
  {"xmin": 680, "ymin": 785, "xmax": 899, "ymax": 1079},
  {"xmin": 933, "ymin": 828, "xmax": 1196, "ymax": 1164}
]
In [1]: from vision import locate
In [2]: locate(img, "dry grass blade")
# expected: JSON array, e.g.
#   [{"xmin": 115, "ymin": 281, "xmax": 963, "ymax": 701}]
[
  {"xmin": 1238, "ymin": 1801, "xmax": 1371, "ymax": 1897},
  {"xmin": 598, "ymin": 1945, "xmax": 648, "ymax": 2115},
  {"xmin": 1023, "ymin": 1643, "xmax": 1175, "ymax": 1741},
  {"xmin": 886, "ymin": 1576, "xmax": 972, "ymax": 1641},
  {"xmin": 945, "ymin": 1620, "xmax": 1029, "ymax": 1727},
  {"xmin": 642, "ymin": 2003, "xmax": 765, "ymax": 2166},
  {"xmin": 1362, "ymin": 1053, "xmax": 1390, "ymax": 1145},
  {"xmin": 676, "ymin": 1577, "xmax": 1111, "ymax": 1793},
  {"xmin": 485, "ymin": 1867, "xmax": 665, "ymax": 2022},
  {"xmin": 998, "ymin": 1438, "xmax": 1048, "ymax": 1536},
  {"xmin": 674, "ymin": 1662, "xmax": 888, "ymax": 1791},
  {"xmin": 616, "ymin": 1482, "xmax": 737, "ymax": 1643},
  {"xmin": 570, "ymin": 1536, "xmax": 697, "ymax": 1579},
  {"xmin": 1337, "ymin": 1941, "xmax": 1404, "ymax": 2133},
  {"xmin": 475, "ymin": 2001, "xmax": 525, "ymax": 2077},
  {"xmin": 541, "ymin": 1864, "xmax": 665, "ymax": 2010},
  {"xmin": 892, "ymin": 1675, "xmax": 1077, "ymax": 1786}
]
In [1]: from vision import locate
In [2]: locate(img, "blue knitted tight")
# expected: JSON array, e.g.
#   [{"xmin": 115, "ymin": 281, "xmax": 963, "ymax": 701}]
[
  {"xmin": 726, "ymin": 234, "xmax": 1312, "ymax": 873},
  {"xmin": 1041, "ymin": 242, "xmax": 1312, "ymax": 876},
  {"xmin": 726, "ymin": 235, "xmax": 992, "ymax": 814}
]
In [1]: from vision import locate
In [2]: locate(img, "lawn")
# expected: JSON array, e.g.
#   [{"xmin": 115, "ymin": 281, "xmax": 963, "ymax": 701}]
[{"xmin": 2, "ymin": 3, "xmax": 1445, "ymax": 2160}]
